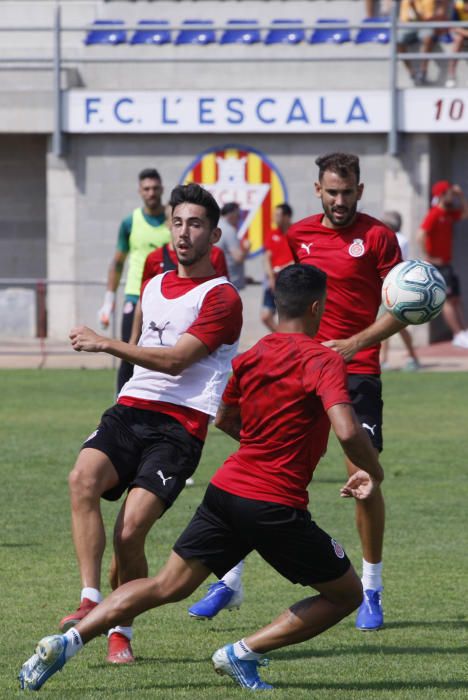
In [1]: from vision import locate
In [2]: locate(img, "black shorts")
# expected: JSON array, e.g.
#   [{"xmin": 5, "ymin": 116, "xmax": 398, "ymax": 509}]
[
  {"xmin": 82, "ymin": 404, "xmax": 203, "ymax": 505},
  {"xmin": 435, "ymin": 264, "xmax": 460, "ymax": 299},
  {"xmin": 347, "ymin": 374, "xmax": 383, "ymax": 452},
  {"xmin": 173, "ymin": 484, "xmax": 351, "ymax": 586}
]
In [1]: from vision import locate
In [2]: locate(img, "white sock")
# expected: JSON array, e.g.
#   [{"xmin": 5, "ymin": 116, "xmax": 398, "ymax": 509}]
[
  {"xmin": 64, "ymin": 628, "xmax": 83, "ymax": 659},
  {"xmin": 81, "ymin": 587, "xmax": 102, "ymax": 604},
  {"xmin": 361, "ymin": 560, "xmax": 383, "ymax": 591},
  {"xmin": 233, "ymin": 639, "xmax": 262, "ymax": 661},
  {"xmin": 222, "ymin": 560, "xmax": 245, "ymax": 592},
  {"xmin": 108, "ymin": 625, "xmax": 133, "ymax": 641}
]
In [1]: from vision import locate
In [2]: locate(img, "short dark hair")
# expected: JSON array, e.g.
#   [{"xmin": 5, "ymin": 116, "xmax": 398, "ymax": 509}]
[
  {"xmin": 169, "ymin": 183, "xmax": 221, "ymax": 228},
  {"xmin": 315, "ymin": 153, "xmax": 360, "ymax": 183},
  {"xmin": 276, "ymin": 203, "xmax": 293, "ymax": 217},
  {"xmin": 275, "ymin": 264, "xmax": 327, "ymax": 319},
  {"xmin": 221, "ymin": 202, "xmax": 240, "ymax": 217},
  {"xmin": 139, "ymin": 168, "xmax": 162, "ymax": 182}
]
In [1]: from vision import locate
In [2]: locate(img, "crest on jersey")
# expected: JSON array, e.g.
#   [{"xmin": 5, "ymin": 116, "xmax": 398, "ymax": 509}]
[
  {"xmin": 180, "ymin": 144, "xmax": 288, "ymax": 255},
  {"xmin": 331, "ymin": 538, "xmax": 345, "ymax": 559},
  {"xmin": 349, "ymin": 238, "xmax": 365, "ymax": 258}
]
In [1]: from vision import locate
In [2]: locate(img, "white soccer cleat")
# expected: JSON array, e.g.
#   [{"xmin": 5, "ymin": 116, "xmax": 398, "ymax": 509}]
[{"xmin": 19, "ymin": 635, "xmax": 68, "ymax": 691}]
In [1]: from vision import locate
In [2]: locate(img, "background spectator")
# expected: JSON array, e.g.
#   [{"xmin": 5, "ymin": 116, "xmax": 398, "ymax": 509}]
[
  {"xmin": 417, "ymin": 180, "xmax": 468, "ymax": 348},
  {"xmin": 446, "ymin": 0, "xmax": 468, "ymax": 87},
  {"xmin": 260, "ymin": 203, "xmax": 294, "ymax": 332},
  {"xmin": 217, "ymin": 203, "xmax": 250, "ymax": 291},
  {"xmin": 398, "ymin": 0, "xmax": 450, "ymax": 85}
]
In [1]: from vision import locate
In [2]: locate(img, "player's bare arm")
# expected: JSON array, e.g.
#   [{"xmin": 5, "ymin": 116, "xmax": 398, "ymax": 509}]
[
  {"xmin": 416, "ymin": 227, "xmax": 443, "ymax": 265},
  {"xmin": 228, "ymin": 238, "xmax": 250, "ymax": 264},
  {"xmin": 70, "ymin": 326, "xmax": 208, "ymax": 375},
  {"xmin": 327, "ymin": 402, "xmax": 384, "ymax": 499},
  {"xmin": 452, "ymin": 184, "xmax": 468, "ymax": 219},
  {"xmin": 263, "ymin": 249, "xmax": 275, "ymax": 290},
  {"xmin": 214, "ymin": 401, "xmax": 242, "ymax": 441},
  {"xmin": 128, "ymin": 299, "xmax": 143, "ymax": 345},
  {"xmin": 323, "ymin": 311, "xmax": 406, "ymax": 362},
  {"xmin": 107, "ymin": 250, "xmax": 127, "ymax": 292},
  {"xmin": 98, "ymin": 251, "xmax": 128, "ymax": 328}
]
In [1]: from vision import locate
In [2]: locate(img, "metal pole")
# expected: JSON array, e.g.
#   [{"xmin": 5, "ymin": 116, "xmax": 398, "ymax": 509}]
[
  {"xmin": 388, "ymin": 2, "xmax": 398, "ymax": 156},
  {"xmin": 52, "ymin": 3, "xmax": 63, "ymax": 157}
]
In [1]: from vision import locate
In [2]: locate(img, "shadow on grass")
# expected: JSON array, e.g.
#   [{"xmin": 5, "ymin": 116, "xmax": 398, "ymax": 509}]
[
  {"xmin": 0, "ymin": 542, "xmax": 38, "ymax": 547},
  {"xmin": 273, "ymin": 680, "xmax": 468, "ymax": 691},
  {"xmin": 88, "ymin": 655, "xmax": 206, "ymax": 668},
  {"xmin": 70, "ymin": 680, "xmax": 224, "ymax": 693},
  {"xmin": 274, "ymin": 642, "xmax": 468, "ymax": 661},
  {"xmin": 383, "ymin": 620, "xmax": 467, "ymax": 630}
]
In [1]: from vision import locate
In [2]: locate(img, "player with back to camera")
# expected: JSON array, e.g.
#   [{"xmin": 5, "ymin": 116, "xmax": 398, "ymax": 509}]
[
  {"xmin": 98, "ymin": 168, "xmax": 171, "ymax": 393},
  {"xmin": 19, "ymin": 264, "xmax": 384, "ymax": 692},
  {"xmin": 191, "ymin": 152, "xmax": 404, "ymax": 631},
  {"xmin": 55, "ymin": 183, "xmax": 242, "ymax": 665}
]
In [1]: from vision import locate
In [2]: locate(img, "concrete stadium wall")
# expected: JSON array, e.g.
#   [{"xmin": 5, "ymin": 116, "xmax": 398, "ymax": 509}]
[
  {"xmin": 2, "ymin": 1, "xmax": 468, "ymax": 344},
  {"xmin": 0, "ymin": 135, "xmax": 47, "ymax": 279},
  {"xmin": 46, "ymin": 130, "xmax": 440, "ymax": 342}
]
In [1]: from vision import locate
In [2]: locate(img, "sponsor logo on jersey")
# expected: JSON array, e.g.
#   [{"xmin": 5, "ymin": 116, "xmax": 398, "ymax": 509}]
[
  {"xmin": 149, "ymin": 320, "xmax": 170, "ymax": 345},
  {"xmin": 180, "ymin": 144, "xmax": 288, "ymax": 255},
  {"xmin": 300, "ymin": 242, "xmax": 314, "ymax": 254},
  {"xmin": 349, "ymin": 238, "xmax": 365, "ymax": 257},
  {"xmin": 331, "ymin": 538, "xmax": 345, "ymax": 559}
]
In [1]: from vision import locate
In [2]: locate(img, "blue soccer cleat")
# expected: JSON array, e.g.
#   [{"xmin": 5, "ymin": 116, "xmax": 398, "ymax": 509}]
[
  {"xmin": 19, "ymin": 635, "xmax": 68, "ymax": 691},
  {"xmin": 188, "ymin": 582, "xmax": 243, "ymax": 619},
  {"xmin": 212, "ymin": 644, "xmax": 273, "ymax": 691},
  {"xmin": 355, "ymin": 588, "xmax": 384, "ymax": 630}
]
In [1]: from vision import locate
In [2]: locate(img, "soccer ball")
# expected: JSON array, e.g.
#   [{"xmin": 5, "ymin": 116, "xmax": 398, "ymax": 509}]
[{"xmin": 381, "ymin": 260, "xmax": 447, "ymax": 325}]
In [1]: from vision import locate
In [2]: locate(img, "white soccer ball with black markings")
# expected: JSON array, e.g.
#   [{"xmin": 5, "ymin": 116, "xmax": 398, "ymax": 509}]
[{"xmin": 382, "ymin": 260, "xmax": 447, "ymax": 325}]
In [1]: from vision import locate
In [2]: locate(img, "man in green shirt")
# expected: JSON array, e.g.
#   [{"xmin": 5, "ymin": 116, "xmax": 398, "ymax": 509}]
[{"xmin": 98, "ymin": 168, "xmax": 171, "ymax": 391}]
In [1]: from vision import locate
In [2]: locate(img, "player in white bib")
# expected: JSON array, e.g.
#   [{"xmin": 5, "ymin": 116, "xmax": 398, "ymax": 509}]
[{"xmin": 56, "ymin": 183, "xmax": 242, "ymax": 664}]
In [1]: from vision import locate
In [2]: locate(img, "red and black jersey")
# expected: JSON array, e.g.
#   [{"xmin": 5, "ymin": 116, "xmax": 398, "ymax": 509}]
[
  {"xmin": 142, "ymin": 245, "xmax": 229, "ymax": 285},
  {"xmin": 211, "ymin": 333, "xmax": 350, "ymax": 510},
  {"xmin": 120, "ymin": 272, "xmax": 242, "ymax": 441},
  {"xmin": 287, "ymin": 212, "xmax": 401, "ymax": 374}
]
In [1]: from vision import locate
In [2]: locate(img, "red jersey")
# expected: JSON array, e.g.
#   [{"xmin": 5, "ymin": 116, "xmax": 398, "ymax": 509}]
[
  {"xmin": 420, "ymin": 205, "xmax": 461, "ymax": 264},
  {"xmin": 142, "ymin": 244, "xmax": 228, "ymax": 285},
  {"xmin": 263, "ymin": 227, "xmax": 294, "ymax": 272},
  {"xmin": 287, "ymin": 213, "xmax": 401, "ymax": 375},
  {"xmin": 119, "ymin": 272, "xmax": 242, "ymax": 441},
  {"xmin": 211, "ymin": 333, "xmax": 350, "ymax": 510}
]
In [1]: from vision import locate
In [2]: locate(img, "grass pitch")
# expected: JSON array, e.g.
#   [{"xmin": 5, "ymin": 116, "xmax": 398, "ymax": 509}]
[{"xmin": 1, "ymin": 369, "xmax": 467, "ymax": 699}]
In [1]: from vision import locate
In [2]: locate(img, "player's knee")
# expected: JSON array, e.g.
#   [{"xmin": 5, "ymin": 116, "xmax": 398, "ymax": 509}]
[
  {"xmin": 347, "ymin": 577, "xmax": 364, "ymax": 612},
  {"xmin": 339, "ymin": 569, "xmax": 363, "ymax": 612},
  {"xmin": 151, "ymin": 573, "xmax": 191, "ymax": 604},
  {"xmin": 114, "ymin": 521, "xmax": 147, "ymax": 555},
  {"xmin": 68, "ymin": 466, "xmax": 101, "ymax": 503},
  {"xmin": 323, "ymin": 568, "xmax": 363, "ymax": 613}
]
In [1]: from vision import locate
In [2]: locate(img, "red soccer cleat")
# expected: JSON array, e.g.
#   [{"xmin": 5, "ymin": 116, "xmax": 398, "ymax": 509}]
[
  {"xmin": 59, "ymin": 598, "xmax": 98, "ymax": 632},
  {"xmin": 106, "ymin": 632, "xmax": 135, "ymax": 664}
]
